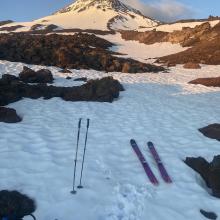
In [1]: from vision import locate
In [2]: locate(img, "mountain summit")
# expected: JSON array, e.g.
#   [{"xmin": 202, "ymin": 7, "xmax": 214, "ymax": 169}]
[{"xmin": 39, "ymin": 0, "xmax": 159, "ymax": 31}]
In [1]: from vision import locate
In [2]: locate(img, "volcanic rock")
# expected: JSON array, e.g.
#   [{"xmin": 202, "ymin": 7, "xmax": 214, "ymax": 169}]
[
  {"xmin": 0, "ymin": 107, "xmax": 22, "ymax": 123},
  {"xmin": 185, "ymin": 155, "xmax": 220, "ymax": 198},
  {"xmin": 183, "ymin": 62, "xmax": 201, "ymax": 69},
  {"xmin": 199, "ymin": 124, "xmax": 220, "ymax": 141},
  {"xmin": 189, "ymin": 77, "xmax": 220, "ymax": 87},
  {"xmin": 19, "ymin": 66, "xmax": 54, "ymax": 83}
]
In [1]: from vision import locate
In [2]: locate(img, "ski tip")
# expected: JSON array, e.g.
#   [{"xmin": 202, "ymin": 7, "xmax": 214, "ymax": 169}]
[
  {"xmin": 130, "ymin": 139, "xmax": 135, "ymax": 144},
  {"xmin": 147, "ymin": 141, "xmax": 154, "ymax": 147}
]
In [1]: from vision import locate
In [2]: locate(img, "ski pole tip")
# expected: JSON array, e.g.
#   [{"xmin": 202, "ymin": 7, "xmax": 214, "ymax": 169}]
[
  {"xmin": 87, "ymin": 118, "xmax": 90, "ymax": 128},
  {"xmin": 70, "ymin": 190, "xmax": 77, "ymax": 195}
]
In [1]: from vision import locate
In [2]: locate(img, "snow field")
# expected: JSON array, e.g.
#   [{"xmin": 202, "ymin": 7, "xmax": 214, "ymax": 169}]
[{"xmin": 0, "ymin": 59, "xmax": 220, "ymax": 219}]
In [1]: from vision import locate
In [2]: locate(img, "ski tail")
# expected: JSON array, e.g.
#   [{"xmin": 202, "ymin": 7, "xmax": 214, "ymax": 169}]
[
  {"xmin": 130, "ymin": 139, "xmax": 159, "ymax": 185},
  {"xmin": 147, "ymin": 141, "xmax": 172, "ymax": 183}
]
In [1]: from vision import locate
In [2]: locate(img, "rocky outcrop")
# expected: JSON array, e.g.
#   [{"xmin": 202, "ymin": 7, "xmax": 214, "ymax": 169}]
[
  {"xmin": 0, "ymin": 107, "xmax": 22, "ymax": 123},
  {"xmin": 0, "ymin": 74, "xmax": 124, "ymax": 106},
  {"xmin": 0, "ymin": 20, "xmax": 13, "ymax": 27},
  {"xmin": 183, "ymin": 62, "xmax": 201, "ymax": 69},
  {"xmin": 0, "ymin": 25, "xmax": 24, "ymax": 32},
  {"xmin": 0, "ymin": 33, "xmax": 164, "ymax": 73},
  {"xmin": 121, "ymin": 22, "xmax": 213, "ymax": 47},
  {"xmin": 199, "ymin": 124, "xmax": 220, "ymax": 141},
  {"xmin": 0, "ymin": 74, "xmax": 124, "ymax": 123},
  {"xmin": 19, "ymin": 66, "xmax": 54, "ymax": 83},
  {"xmin": 185, "ymin": 155, "xmax": 220, "ymax": 198},
  {"xmin": 189, "ymin": 77, "xmax": 220, "ymax": 87},
  {"xmin": 121, "ymin": 21, "xmax": 220, "ymax": 65}
]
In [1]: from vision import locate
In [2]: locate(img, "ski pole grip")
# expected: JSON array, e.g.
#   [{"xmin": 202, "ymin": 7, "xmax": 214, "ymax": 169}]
[
  {"xmin": 78, "ymin": 118, "xmax": 82, "ymax": 128},
  {"xmin": 87, "ymin": 119, "xmax": 90, "ymax": 128}
]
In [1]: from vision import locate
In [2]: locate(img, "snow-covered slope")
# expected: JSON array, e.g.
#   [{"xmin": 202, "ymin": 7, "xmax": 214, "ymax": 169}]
[{"xmin": 0, "ymin": 0, "xmax": 158, "ymax": 33}]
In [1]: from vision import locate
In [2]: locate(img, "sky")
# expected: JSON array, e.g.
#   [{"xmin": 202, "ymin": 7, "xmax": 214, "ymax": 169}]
[{"xmin": 0, "ymin": 0, "xmax": 220, "ymax": 22}]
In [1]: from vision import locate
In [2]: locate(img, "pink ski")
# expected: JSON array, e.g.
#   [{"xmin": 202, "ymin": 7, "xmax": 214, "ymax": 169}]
[
  {"xmin": 147, "ymin": 142, "xmax": 172, "ymax": 183},
  {"xmin": 130, "ymin": 139, "xmax": 159, "ymax": 185}
]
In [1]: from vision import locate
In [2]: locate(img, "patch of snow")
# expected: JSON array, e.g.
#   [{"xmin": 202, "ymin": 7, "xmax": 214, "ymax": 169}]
[{"xmin": 102, "ymin": 33, "xmax": 187, "ymax": 63}]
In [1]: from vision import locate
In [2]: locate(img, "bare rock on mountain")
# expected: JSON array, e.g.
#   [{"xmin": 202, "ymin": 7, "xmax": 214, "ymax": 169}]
[
  {"xmin": 189, "ymin": 77, "xmax": 220, "ymax": 87},
  {"xmin": 0, "ymin": 33, "xmax": 164, "ymax": 73}
]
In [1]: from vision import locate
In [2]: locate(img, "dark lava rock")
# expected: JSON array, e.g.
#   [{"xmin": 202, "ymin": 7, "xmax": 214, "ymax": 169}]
[
  {"xmin": 200, "ymin": 209, "xmax": 218, "ymax": 220},
  {"xmin": 63, "ymin": 77, "xmax": 124, "ymax": 102},
  {"xmin": 0, "ymin": 107, "xmax": 22, "ymax": 123},
  {"xmin": 185, "ymin": 155, "xmax": 220, "ymax": 198},
  {"xmin": 189, "ymin": 77, "xmax": 220, "ymax": 87},
  {"xmin": 0, "ymin": 33, "xmax": 164, "ymax": 73},
  {"xmin": 0, "ymin": 75, "xmax": 124, "ymax": 106},
  {"xmin": 74, "ymin": 77, "xmax": 87, "ymax": 82},
  {"xmin": 199, "ymin": 124, "xmax": 220, "ymax": 141},
  {"xmin": 0, "ymin": 190, "xmax": 36, "ymax": 220},
  {"xmin": 19, "ymin": 66, "xmax": 54, "ymax": 83},
  {"xmin": 185, "ymin": 157, "xmax": 210, "ymax": 186}
]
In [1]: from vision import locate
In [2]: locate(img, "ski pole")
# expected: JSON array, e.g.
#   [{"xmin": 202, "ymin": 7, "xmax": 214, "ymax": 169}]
[
  {"xmin": 78, "ymin": 118, "xmax": 90, "ymax": 189},
  {"xmin": 71, "ymin": 118, "xmax": 82, "ymax": 194}
]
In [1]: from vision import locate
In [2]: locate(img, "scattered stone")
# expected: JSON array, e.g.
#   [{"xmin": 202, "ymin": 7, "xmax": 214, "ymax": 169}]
[
  {"xmin": 59, "ymin": 68, "xmax": 72, "ymax": 73},
  {"xmin": 0, "ymin": 107, "xmax": 22, "ymax": 123},
  {"xmin": 66, "ymin": 76, "xmax": 72, "ymax": 80},
  {"xmin": 185, "ymin": 155, "xmax": 220, "ymax": 198},
  {"xmin": 74, "ymin": 77, "xmax": 87, "ymax": 82},
  {"xmin": 199, "ymin": 124, "xmax": 220, "ymax": 141},
  {"xmin": 189, "ymin": 77, "xmax": 220, "ymax": 87},
  {"xmin": 200, "ymin": 210, "xmax": 217, "ymax": 220},
  {"xmin": 19, "ymin": 66, "xmax": 54, "ymax": 83},
  {"xmin": 0, "ymin": 190, "xmax": 36, "ymax": 219},
  {"xmin": 183, "ymin": 62, "xmax": 201, "ymax": 69}
]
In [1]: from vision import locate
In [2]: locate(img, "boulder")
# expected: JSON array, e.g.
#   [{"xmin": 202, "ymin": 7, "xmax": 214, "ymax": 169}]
[
  {"xmin": 200, "ymin": 210, "xmax": 218, "ymax": 220},
  {"xmin": 0, "ymin": 190, "xmax": 36, "ymax": 220},
  {"xmin": 183, "ymin": 62, "xmax": 201, "ymax": 69},
  {"xmin": 189, "ymin": 77, "xmax": 220, "ymax": 87},
  {"xmin": 199, "ymin": 124, "xmax": 220, "ymax": 141},
  {"xmin": 19, "ymin": 66, "xmax": 54, "ymax": 83},
  {"xmin": 185, "ymin": 155, "xmax": 220, "ymax": 198},
  {"xmin": 0, "ymin": 107, "xmax": 22, "ymax": 123}
]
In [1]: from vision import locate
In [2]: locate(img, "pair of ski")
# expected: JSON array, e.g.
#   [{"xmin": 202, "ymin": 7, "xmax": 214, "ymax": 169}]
[{"xmin": 130, "ymin": 139, "xmax": 172, "ymax": 185}]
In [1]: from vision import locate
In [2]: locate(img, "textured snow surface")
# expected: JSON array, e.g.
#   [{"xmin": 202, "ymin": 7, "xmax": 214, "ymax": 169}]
[{"xmin": 0, "ymin": 59, "xmax": 220, "ymax": 220}]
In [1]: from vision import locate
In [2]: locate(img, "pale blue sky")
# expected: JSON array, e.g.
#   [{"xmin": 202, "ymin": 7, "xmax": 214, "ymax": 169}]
[{"xmin": 0, "ymin": 0, "xmax": 219, "ymax": 22}]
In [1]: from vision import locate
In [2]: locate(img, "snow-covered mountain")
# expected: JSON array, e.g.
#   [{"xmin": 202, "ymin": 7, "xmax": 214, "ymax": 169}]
[
  {"xmin": 0, "ymin": 0, "xmax": 159, "ymax": 32},
  {"xmin": 47, "ymin": 0, "xmax": 159, "ymax": 30}
]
